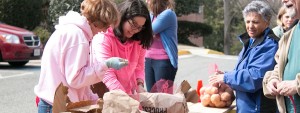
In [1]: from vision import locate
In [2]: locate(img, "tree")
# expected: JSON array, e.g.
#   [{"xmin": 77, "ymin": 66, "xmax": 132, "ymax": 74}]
[
  {"xmin": 223, "ymin": 0, "xmax": 234, "ymax": 54},
  {"xmin": 47, "ymin": 0, "xmax": 126, "ymax": 32},
  {"xmin": 175, "ymin": 0, "xmax": 212, "ymax": 46},
  {"xmin": 178, "ymin": 21, "xmax": 212, "ymax": 46},
  {"xmin": 201, "ymin": 0, "xmax": 224, "ymax": 52},
  {"xmin": 175, "ymin": 0, "xmax": 201, "ymax": 16},
  {"xmin": 0, "ymin": 0, "xmax": 43, "ymax": 30},
  {"xmin": 48, "ymin": 0, "xmax": 83, "ymax": 31}
]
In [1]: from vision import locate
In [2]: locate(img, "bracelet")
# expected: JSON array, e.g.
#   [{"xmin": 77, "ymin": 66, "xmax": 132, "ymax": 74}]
[{"xmin": 137, "ymin": 81, "xmax": 144, "ymax": 87}]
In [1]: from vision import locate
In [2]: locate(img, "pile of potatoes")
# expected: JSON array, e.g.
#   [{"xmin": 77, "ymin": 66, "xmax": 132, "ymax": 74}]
[{"xmin": 199, "ymin": 83, "xmax": 235, "ymax": 108}]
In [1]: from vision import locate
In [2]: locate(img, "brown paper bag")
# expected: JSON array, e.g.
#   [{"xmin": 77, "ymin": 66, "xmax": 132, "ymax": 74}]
[
  {"xmin": 52, "ymin": 83, "xmax": 102, "ymax": 113},
  {"xmin": 139, "ymin": 92, "xmax": 188, "ymax": 113},
  {"xmin": 52, "ymin": 83, "xmax": 69, "ymax": 113},
  {"xmin": 91, "ymin": 82, "xmax": 109, "ymax": 98},
  {"xmin": 177, "ymin": 80, "xmax": 199, "ymax": 103},
  {"xmin": 185, "ymin": 89, "xmax": 199, "ymax": 103},
  {"xmin": 138, "ymin": 80, "xmax": 193, "ymax": 113},
  {"xmin": 101, "ymin": 90, "xmax": 147, "ymax": 113}
]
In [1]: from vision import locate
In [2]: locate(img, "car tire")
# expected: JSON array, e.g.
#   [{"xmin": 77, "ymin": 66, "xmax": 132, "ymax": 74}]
[{"xmin": 8, "ymin": 61, "xmax": 29, "ymax": 67}]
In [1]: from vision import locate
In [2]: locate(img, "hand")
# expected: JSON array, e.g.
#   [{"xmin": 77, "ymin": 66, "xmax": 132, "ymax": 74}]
[
  {"xmin": 216, "ymin": 70, "xmax": 224, "ymax": 74},
  {"xmin": 209, "ymin": 72, "xmax": 224, "ymax": 85},
  {"xmin": 277, "ymin": 80, "xmax": 297, "ymax": 96},
  {"xmin": 105, "ymin": 57, "xmax": 128, "ymax": 70},
  {"xmin": 266, "ymin": 79, "xmax": 280, "ymax": 96},
  {"xmin": 136, "ymin": 84, "xmax": 146, "ymax": 93}
]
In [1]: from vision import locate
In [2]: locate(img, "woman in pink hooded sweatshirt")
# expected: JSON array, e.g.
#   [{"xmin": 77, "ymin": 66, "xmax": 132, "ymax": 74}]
[
  {"xmin": 34, "ymin": 0, "xmax": 128, "ymax": 112},
  {"xmin": 92, "ymin": 0, "xmax": 153, "ymax": 95}
]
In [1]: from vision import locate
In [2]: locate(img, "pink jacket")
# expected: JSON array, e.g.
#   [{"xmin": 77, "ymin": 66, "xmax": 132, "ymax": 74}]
[
  {"xmin": 34, "ymin": 11, "xmax": 108, "ymax": 105},
  {"xmin": 92, "ymin": 28, "xmax": 145, "ymax": 94}
]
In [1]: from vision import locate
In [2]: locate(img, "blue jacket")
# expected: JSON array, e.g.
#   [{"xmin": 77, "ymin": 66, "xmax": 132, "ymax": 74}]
[
  {"xmin": 224, "ymin": 28, "xmax": 279, "ymax": 113},
  {"xmin": 150, "ymin": 9, "xmax": 178, "ymax": 68}
]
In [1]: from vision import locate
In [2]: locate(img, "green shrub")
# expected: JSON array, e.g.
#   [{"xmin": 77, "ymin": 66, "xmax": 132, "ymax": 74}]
[
  {"xmin": 203, "ymin": 26, "xmax": 224, "ymax": 52},
  {"xmin": 178, "ymin": 21, "xmax": 212, "ymax": 46},
  {"xmin": 33, "ymin": 26, "xmax": 51, "ymax": 46},
  {"xmin": 48, "ymin": 0, "xmax": 83, "ymax": 32},
  {"xmin": 0, "ymin": 0, "xmax": 43, "ymax": 30}
]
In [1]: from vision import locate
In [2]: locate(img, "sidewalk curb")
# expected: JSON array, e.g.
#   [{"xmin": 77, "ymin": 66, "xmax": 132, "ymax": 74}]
[
  {"xmin": 178, "ymin": 49, "xmax": 224, "ymax": 56},
  {"xmin": 204, "ymin": 49, "xmax": 224, "ymax": 55},
  {"xmin": 178, "ymin": 50, "xmax": 191, "ymax": 55}
]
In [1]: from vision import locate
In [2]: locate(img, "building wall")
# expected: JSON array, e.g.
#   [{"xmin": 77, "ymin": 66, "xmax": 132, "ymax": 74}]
[{"xmin": 177, "ymin": 13, "xmax": 204, "ymax": 23}]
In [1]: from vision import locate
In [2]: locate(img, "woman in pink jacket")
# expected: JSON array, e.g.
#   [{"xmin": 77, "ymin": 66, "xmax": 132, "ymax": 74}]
[
  {"xmin": 34, "ymin": 0, "xmax": 127, "ymax": 112},
  {"xmin": 92, "ymin": 0, "xmax": 153, "ymax": 95}
]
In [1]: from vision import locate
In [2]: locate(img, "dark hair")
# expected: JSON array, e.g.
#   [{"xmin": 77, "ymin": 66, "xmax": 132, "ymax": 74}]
[{"xmin": 113, "ymin": 0, "xmax": 153, "ymax": 49}]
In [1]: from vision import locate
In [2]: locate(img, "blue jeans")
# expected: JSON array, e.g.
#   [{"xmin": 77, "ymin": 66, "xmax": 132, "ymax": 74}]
[
  {"xmin": 38, "ymin": 98, "xmax": 52, "ymax": 113},
  {"xmin": 145, "ymin": 58, "xmax": 177, "ymax": 92}
]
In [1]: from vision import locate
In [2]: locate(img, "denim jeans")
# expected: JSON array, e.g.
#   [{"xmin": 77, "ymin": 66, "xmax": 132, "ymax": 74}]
[
  {"xmin": 38, "ymin": 98, "xmax": 52, "ymax": 113},
  {"xmin": 145, "ymin": 58, "xmax": 177, "ymax": 92}
]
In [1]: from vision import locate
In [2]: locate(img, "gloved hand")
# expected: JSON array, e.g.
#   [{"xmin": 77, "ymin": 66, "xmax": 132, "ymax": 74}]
[{"xmin": 105, "ymin": 57, "xmax": 128, "ymax": 70}]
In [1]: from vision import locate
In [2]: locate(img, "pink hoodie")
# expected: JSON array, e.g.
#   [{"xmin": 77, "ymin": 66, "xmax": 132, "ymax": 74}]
[
  {"xmin": 34, "ymin": 11, "xmax": 108, "ymax": 105},
  {"xmin": 92, "ymin": 27, "xmax": 145, "ymax": 94}
]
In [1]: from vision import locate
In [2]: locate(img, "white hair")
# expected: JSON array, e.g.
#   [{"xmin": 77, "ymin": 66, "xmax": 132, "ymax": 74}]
[{"xmin": 242, "ymin": 0, "xmax": 272, "ymax": 23}]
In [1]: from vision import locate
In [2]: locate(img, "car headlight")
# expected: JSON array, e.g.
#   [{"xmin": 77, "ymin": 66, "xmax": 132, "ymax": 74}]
[{"xmin": 1, "ymin": 34, "xmax": 20, "ymax": 44}]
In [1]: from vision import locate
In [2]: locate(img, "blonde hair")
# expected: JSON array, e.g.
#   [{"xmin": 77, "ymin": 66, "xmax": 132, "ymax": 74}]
[
  {"xmin": 276, "ymin": 6, "xmax": 288, "ymax": 27},
  {"xmin": 81, "ymin": 0, "xmax": 119, "ymax": 29}
]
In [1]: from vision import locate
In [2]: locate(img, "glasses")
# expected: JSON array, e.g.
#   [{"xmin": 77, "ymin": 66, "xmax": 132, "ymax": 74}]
[{"xmin": 127, "ymin": 19, "xmax": 145, "ymax": 31}]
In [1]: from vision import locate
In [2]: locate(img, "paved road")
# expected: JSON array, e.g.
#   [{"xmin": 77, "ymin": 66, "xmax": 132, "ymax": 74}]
[
  {"xmin": 0, "ymin": 50, "xmax": 238, "ymax": 113},
  {"xmin": 0, "ymin": 61, "xmax": 40, "ymax": 113},
  {"xmin": 175, "ymin": 54, "xmax": 237, "ymax": 90}
]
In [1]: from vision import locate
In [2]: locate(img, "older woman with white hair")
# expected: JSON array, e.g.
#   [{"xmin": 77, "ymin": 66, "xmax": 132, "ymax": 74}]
[{"xmin": 209, "ymin": 1, "xmax": 279, "ymax": 113}]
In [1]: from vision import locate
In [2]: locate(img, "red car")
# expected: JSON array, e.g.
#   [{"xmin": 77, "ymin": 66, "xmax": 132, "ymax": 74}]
[{"xmin": 0, "ymin": 23, "xmax": 43, "ymax": 66}]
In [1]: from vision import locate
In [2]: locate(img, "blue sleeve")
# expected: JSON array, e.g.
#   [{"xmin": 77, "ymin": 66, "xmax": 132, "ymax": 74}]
[
  {"xmin": 152, "ymin": 9, "xmax": 176, "ymax": 34},
  {"xmin": 224, "ymin": 40, "xmax": 278, "ymax": 93}
]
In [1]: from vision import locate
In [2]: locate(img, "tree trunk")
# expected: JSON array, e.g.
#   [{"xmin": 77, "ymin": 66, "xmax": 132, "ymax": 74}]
[{"xmin": 223, "ymin": 0, "xmax": 233, "ymax": 55}]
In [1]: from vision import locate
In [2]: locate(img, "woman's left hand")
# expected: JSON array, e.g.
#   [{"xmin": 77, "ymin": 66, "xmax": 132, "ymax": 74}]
[
  {"xmin": 277, "ymin": 80, "xmax": 297, "ymax": 96},
  {"xmin": 136, "ymin": 84, "xmax": 146, "ymax": 93}
]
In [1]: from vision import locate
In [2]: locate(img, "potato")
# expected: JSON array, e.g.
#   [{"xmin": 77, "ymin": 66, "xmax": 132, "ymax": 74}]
[
  {"xmin": 209, "ymin": 87, "xmax": 219, "ymax": 95},
  {"xmin": 205, "ymin": 86, "xmax": 212, "ymax": 94},
  {"xmin": 200, "ymin": 86, "xmax": 206, "ymax": 95},
  {"xmin": 215, "ymin": 100, "xmax": 226, "ymax": 108},
  {"xmin": 208, "ymin": 101, "xmax": 215, "ymax": 107},
  {"xmin": 201, "ymin": 85, "xmax": 235, "ymax": 108},
  {"xmin": 210, "ymin": 94, "xmax": 221, "ymax": 105},
  {"xmin": 219, "ymin": 84, "xmax": 227, "ymax": 92},
  {"xmin": 200, "ymin": 94, "xmax": 203, "ymax": 100},
  {"xmin": 212, "ymin": 82, "xmax": 219, "ymax": 87},
  {"xmin": 220, "ymin": 92, "xmax": 231, "ymax": 101},
  {"xmin": 226, "ymin": 100, "xmax": 233, "ymax": 107},
  {"xmin": 225, "ymin": 87, "xmax": 233, "ymax": 94},
  {"xmin": 201, "ymin": 94, "xmax": 211, "ymax": 106}
]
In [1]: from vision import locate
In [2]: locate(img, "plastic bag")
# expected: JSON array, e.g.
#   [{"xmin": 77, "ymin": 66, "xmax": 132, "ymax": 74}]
[{"xmin": 150, "ymin": 79, "xmax": 174, "ymax": 94}]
